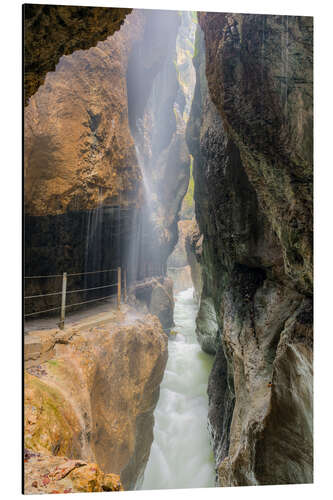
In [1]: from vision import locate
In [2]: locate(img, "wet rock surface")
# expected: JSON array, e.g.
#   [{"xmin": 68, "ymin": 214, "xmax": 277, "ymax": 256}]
[
  {"xmin": 199, "ymin": 12, "xmax": 313, "ymax": 295},
  {"xmin": 168, "ymin": 219, "xmax": 196, "ymax": 293},
  {"xmin": 24, "ymin": 311, "xmax": 168, "ymax": 491},
  {"xmin": 187, "ymin": 16, "xmax": 313, "ymax": 486},
  {"xmin": 129, "ymin": 277, "xmax": 175, "ymax": 332},
  {"xmin": 185, "ymin": 219, "xmax": 203, "ymax": 302},
  {"xmin": 24, "ymin": 10, "xmax": 191, "ymax": 316},
  {"xmin": 127, "ymin": 10, "xmax": 193, "ymax": 267},
  {"xmin": 167, "ymin": 265, "xmax": 193, "ymax": 294},
  {"xmin": 196, "ymin": 296, "xmax": 219, "ymax": 355}
]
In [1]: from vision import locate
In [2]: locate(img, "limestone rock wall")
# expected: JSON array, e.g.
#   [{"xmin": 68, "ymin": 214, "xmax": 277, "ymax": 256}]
[
  {"xmin": 25, "ymin": 10, "xmax": 145, "ymax": 217},
  {"xmin": 24, "ymin": 4, "xmax": 131, "ymax": 105},
  {"xmin": 24, "ymin": 313, "xmax": 168, "ymax": 490},
  {"xmin": 24, "ymin": 9, "xmax": 189, "ymax": 316},
  {"xmin": 128, "ymin": 277, "xmax": 175, "ymax": 332},
  {"xmin": 187, "ymin": 15, "xmax": 313, "ymax": 486},
  {"xmin": 199, "ymin": 12, "xmax": 313, "ymax": 295}
]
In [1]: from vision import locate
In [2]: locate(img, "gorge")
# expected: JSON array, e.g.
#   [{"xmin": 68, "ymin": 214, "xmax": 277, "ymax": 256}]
[{"xmin": 24, "ymin": 5, "xmax": 313, "ymax": 494}]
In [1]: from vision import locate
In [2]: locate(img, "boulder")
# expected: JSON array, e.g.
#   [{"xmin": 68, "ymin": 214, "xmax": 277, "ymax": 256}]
[{"xmin": 129, "ymin": 277, "xmax": 174, "ymax": 332}]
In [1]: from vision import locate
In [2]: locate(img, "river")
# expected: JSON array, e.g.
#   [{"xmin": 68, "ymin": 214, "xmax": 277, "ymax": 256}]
[{"xmin": 142, "ymin": 287, "xmax": 215, "ymax": 490}]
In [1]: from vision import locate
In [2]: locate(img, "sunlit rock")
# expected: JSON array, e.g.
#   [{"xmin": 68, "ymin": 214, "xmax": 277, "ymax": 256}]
[
  {"xmin": 24, "ymin": 313, "xmax": 168, "ymax": 490},
  {"xmin": 129, "ymin": 277, "xmax": 174, "ymax": 332},
  {"xmin": 24, "ymin": 449, "xmax": 123, "ymax": 494}
]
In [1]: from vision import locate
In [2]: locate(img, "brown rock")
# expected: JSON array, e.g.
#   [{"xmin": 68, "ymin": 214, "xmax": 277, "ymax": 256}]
[
  {"xmin": 24, "ymin": 10, "xmax": 145, "ymax": 216},
  {"xmin": 24, "ymin": 450, "xmax": 123, "ymax": 494},
  {"xmin": 129, "ymin": 277, "xmax": 175, "ymax": 332},
  {"xmin": 24, "ymin": 312, "xmax": 168, "ymax": 490},
  {"xmin": 24, "ymin": 5, "xmax": 131, "ymax": 105}
]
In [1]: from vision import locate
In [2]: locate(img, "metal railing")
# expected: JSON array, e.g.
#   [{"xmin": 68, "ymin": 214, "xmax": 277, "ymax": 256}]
[{"xmin": 24, "ymin": 267, "xmax": 127, "ymax": 329}]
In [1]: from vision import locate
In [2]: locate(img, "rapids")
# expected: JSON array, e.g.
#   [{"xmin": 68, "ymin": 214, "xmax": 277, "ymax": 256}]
[{"xmin": 142, "ymin": 287, "xmax": 215, "ymax": 490}]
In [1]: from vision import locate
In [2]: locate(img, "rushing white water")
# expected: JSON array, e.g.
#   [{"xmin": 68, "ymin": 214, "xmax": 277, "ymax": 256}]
[{"xmin": 142, "ymin": 288, "xmax": 215, "ymax": 490}]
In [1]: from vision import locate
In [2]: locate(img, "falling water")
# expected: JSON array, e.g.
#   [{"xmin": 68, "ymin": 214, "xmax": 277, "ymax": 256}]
[
  {"xmin": 84, "ymin": 189, "xmax": 104, "ymax": 278},
  {"xmin": 135, "ymin": 144, "xmax": 154, "ymax": 206},
  {"xmin": 84, "ymin": 189, "xmax": 105, "ymax": 294},
  {"xmin": 142, "ymin": 288, "xmax": 215, "ymax": 490}
]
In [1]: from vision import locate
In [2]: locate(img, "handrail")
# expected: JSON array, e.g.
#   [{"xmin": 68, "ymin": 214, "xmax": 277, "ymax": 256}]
[
  {"xmin": 24, "ymin": 268, "xmax": 117, "ymax": 279},
  {"xmin": 24, "ymin": 267, "xmax": 125, "ymax": 325}
]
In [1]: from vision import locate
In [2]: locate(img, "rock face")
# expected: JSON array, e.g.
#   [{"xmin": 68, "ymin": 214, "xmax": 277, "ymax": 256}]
[
  {"xmin": 24, "ymin": 450, "xmax": 123, "ymax": 494},
  {"xmin": 24, "ymin": 4, "xmax": 131, "ymax": 105},
  {"xmin": 24, "ymin": 9, "xmax": 191, "ymax": 316},
  {"xmin": 167, "ymin": 219, "xmax": 195, "ymax": 292},
  {"xmin": 167, "ymin": 265, "xmax": 193, "ymax": 293},
  {"xmin": 199, "ymin": 12, "xmax": 313, "ymax": 296},
  {"xmin": 129, "ymin": 277, "xmax": 175, "ymax": 332},
  {"xmin": 127, "ymin": 10, "xmax": 192, "ymax": 269},
  {"xmin": 196, "ymin": 296, "xmax": 219, "ymax": 355},
  {"xmin": 185, "ymin": 219, "xmax": 203, "ymax": 302},
  {"xmin": 25, "ymin": 10, "xmax": 145, "ymax": 216},
  {"xmin": 165, "ymin": 12, "xmax": 197, "ymax": 294},
  {"xmin": 24, "ymin": 10, "xmax": 147, "ymax": 315},
  {"xmin": 187, "ymin": 15, "xmax": 313, "ymax": 486},
  {"xmin": 24, "ymin": 313, "xmax": 168, "ymax": 490},
  {"xmin": 168, "ymin": 220, "xmax": 193, "ymax": 269}
]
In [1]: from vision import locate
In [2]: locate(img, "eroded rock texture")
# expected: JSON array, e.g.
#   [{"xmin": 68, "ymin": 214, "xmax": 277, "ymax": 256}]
[
  {"xmin": 24, "ymin": 9, "xmax": 190, "ymax": 316},
  {"xmin": 187, "ymin": 15, "xmax": 313, "ymax": 486},
  {"xmin": 168, "ymin": 219, "xmax": 194, "ymax": 292},
  {"xmin": 24, "ymin": 450, "xmax": 123, "ymax": 494},
  {"xmin": 128, "ymin": 277, "xmax": 175, "ymax": 332},
  {"xmin": 185, "ymin": 219, "xmax": 203, "ymax": 303},
  {"xmin": 24, "ymin": 4, "xmax": 131, "ymax": 105},
  {"xmin": 25, "ymin": 10, "xmax": 145, "ymax": 216},
  {"xmin": 24, "ymin": 313, "xmax": 168, "ymax": 490},
  {"xmin": 24, "ymin": 11, "xmax": 148, "ymax": 315}
]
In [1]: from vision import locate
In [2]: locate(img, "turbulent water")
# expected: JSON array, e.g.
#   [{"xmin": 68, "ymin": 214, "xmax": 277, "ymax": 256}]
[{"xmin": 142, "ymin": 288, "xmax": 215, "ymax": 490}]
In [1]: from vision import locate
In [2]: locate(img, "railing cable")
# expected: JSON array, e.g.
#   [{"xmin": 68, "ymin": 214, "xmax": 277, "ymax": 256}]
[
  {"xmin": 24, "ymin": 282, "xmax": 118, "ymax": 300},
  {"xmin": 24, "ymin": 268, "xmax": 118, "ymax": 280}
]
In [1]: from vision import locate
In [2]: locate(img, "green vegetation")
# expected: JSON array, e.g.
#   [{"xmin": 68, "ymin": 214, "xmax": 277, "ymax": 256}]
[
  {"xmin": 173, "ymin": 58, "xmax": 181, "ymax": 80},
  {"xmin": 190, "ymin": 11, "xmax": 198, "ymax": 24},
  {"xmin": 183, "ymin": 156, "xmax": 194, "ymax": 208},
  {"xmin": 47, "ymin": 359, "xmax": 58, "ymax": 366},
  {"xmin": 193, "ymin": 30, "xmax": 200, "ymax": 59}
]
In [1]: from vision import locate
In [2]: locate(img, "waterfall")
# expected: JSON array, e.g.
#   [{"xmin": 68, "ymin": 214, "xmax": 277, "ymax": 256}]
[
  {"xmin": 84, "ymin": 189, "xmax": 119, "ymax": 298},
  {"xmin": 135, "ymin": 143, "xmax": 154, "ymax": 206},
  {"xmin": 84, "ymin": 189, "xmax": 104, "ymax": 281}
]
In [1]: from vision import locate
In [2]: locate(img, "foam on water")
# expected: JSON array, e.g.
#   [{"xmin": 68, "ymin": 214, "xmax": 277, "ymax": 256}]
[{"xmin": 141, "ymin": 288, "xmax": 215, "ymax": 490}]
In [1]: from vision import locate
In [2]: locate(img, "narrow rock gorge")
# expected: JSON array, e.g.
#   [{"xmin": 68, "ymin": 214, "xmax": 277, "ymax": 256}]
[
  {"xmin": 187, "ymin": 13, "xmax": 313, "ymax": 486},
  {"xmin": 24, "ymin": 7, "xmax": 195, "ymax": 493},
  {"xmin": 24, "ymin": 5, "xmax": 313, "ymax": 494},
  {"xmin": 24, "ymin": 9, "xmax": 190, "ymax": 323}
]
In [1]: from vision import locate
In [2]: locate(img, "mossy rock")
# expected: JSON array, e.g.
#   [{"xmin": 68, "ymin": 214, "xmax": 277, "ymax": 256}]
[{"xmin": 24, "ymin": 372, "xmax": 81, "ymax": 457}]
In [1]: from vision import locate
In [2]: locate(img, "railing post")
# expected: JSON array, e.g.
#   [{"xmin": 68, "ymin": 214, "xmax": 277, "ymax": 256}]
[
  {"xmin": 59, "ymin": 272, "xmax": 67, "ymax": 330},
  {"xmin": 124, "ymin": 268, "xmax": 127, "ymax": 303},
  {"xmin": 117, "ymin": 267, "xmax": 121, "ymax": 310}
]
